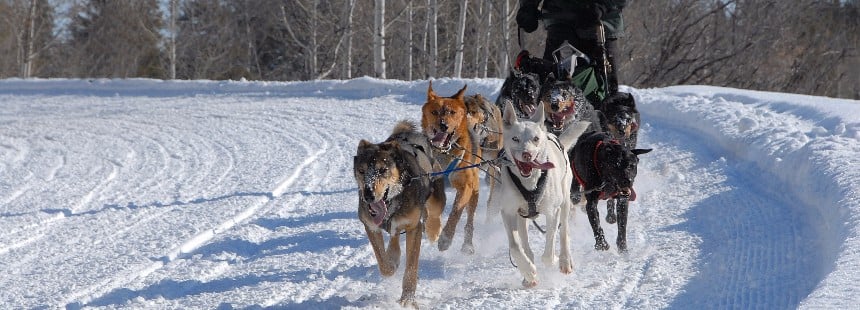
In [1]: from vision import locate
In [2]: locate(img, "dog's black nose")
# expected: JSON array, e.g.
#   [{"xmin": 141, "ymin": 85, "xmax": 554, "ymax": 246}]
[
  {"xmin": 439, "ymin": 122, "xmax": 448, "ymax": 132},
  {"xmin": 551, "ymin": 102, "xmax": 559, "ymax": 111},
  {"xmin": 363, "ymin": 187, "xmax": 375, "ymax": 202}
]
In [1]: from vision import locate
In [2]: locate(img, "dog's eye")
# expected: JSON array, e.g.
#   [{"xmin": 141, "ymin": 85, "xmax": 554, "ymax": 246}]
[
  {"xmin": 511, "ymin": 136, "xmax": 520, "ymax": 143},
  {"xmin": 532, "ymin": 136, "xmax": 539, "ymax": 142},
  {"xmin": 432, "ymin": 110, "xmax": 439, "ymax": 116}
]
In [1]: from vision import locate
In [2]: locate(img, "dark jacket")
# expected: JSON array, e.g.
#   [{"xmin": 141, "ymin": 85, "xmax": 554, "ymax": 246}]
[{"xmin": 524, "ymin": 0, "xmax": 627, "ymax": 39}]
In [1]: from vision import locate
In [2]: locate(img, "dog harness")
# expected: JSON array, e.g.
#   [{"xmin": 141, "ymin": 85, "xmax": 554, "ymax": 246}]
[{"xmin": 506, "ymin": 166, "xmax": 548, "ymax": 219}]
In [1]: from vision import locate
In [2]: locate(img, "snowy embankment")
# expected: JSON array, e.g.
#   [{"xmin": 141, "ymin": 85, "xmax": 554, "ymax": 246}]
[
  {"xmin": 635, "ymin": 86, "xmax": 860, "ymax": 308},
  {"xmin": 0, "ymin": 78, "xmax": 857, "ymax": 309}
]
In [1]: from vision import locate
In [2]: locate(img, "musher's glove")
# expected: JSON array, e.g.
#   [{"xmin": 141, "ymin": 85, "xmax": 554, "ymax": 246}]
[{"xmin": 516, "ymin": 4, "xmax": 540, "ymax": 33}]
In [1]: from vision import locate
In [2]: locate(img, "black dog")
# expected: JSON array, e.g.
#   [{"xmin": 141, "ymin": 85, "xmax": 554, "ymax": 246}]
[
  {"xmin": 596, "ymin": 91, "xmax": 641, "ymax": 223},
  {"xmin": 570, "ymin": 131, "xmax": 651, "ymax": 252},
  {"xmin": 598, "ymin": 91, "xmax": 640, "ymax": 150},
  {"xmin": 495, "ymin": 68, "xmax": 542, "ymax": 118}
]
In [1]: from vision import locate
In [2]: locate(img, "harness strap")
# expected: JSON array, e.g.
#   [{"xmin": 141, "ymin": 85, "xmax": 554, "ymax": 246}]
[{"xmin": 506, "ymin": 166, "xmax": 548, "ymax": 219}]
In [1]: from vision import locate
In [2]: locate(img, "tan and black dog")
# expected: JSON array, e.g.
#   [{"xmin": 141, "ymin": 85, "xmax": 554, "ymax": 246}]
[
  {"xmin": 464, "ymin": 93, "xmax": 505, "ymax": 222},
  {"xmin": 354, "ymin": 121, "xmax": 445, "ymax": 308},
  {"xmin": 421, "ymin": 82, "xmax": 482, "ymax": 253}
]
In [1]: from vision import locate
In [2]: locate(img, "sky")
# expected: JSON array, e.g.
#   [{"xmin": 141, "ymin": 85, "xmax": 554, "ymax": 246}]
[{"xmin": 0, "ymin": 77, "xmax": 858, "ymax": 309}]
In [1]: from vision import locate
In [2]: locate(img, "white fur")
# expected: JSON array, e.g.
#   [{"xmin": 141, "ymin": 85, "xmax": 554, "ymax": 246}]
[{"xmin": 491, "ymin": 101, "xmax": 589, "ymax": 286}]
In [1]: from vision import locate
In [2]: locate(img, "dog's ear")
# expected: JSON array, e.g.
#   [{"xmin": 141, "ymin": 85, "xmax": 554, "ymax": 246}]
[
  {"xmin": 632, "ymin": 148, "xmax": 652, "ymax": 156},
  {"xmin": 427, "ymin": 81, "xmax": 437, "ymax": 100},
  {"xmin": 453, "ymin": 84, "xmax": 467, "ymax": 100},
  {"xmin": 531, "ymin": 101, "xmax": 546, "ymax": 124},
  {"xmin": 503, "ymin": 102, "xmax": 516, "ymax": 126},
  {"xmin": 358, "ymin": 139, "xmax": 372, "ymax": 150}
]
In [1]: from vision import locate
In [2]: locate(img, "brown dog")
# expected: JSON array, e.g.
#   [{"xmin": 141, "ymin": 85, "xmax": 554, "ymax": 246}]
[
  {"xmin": 354, "ymin": 121, "xmax": 445, "ymax": 307},
  {"xmin": 421, "ymin": 82, "xmax": 482, "ymax": 253}
]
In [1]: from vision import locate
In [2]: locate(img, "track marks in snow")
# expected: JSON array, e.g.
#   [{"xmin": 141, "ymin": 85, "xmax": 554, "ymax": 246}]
[
  {"xmin": 64, "ymin": 100, "xmax": 334, "ymax": 308},
  {"xmin": 636, "ymin": 89, "xmax": 827, "ymax": 309}
]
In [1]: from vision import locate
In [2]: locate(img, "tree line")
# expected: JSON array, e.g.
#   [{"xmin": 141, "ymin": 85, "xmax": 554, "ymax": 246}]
[{"xmin": 1, "ymin": 0, "xmax": 857, "ymax": 99}]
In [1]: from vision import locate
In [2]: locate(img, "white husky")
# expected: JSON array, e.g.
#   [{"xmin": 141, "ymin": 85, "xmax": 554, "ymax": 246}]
[{"xmin": 493, "ymin": 101, "xmax": 589, "ymax": 287}]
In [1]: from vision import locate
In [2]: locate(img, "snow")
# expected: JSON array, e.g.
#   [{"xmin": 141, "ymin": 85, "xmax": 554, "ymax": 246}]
[{"xmin": 0, "ymin": 77, "xmax": 858, "ymax": 309}]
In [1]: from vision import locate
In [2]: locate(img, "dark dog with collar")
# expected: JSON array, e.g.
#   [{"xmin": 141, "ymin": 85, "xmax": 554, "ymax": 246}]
[
  {"xmin": 596, "ymin": 91, "xmax": 641, "ymax": 223},
  {"xmin": 570, "ymin": 131, "xmax": 651, "ymax": 252},
  {"xmin": 354, "ymin": 121, "xmax": 445, "ymax": 308}
]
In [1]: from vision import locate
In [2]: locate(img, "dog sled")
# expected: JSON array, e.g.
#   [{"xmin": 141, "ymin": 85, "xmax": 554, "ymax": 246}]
[{"xmin": 515, "ymin": 41, "xmax": 608, "ymax": 103}]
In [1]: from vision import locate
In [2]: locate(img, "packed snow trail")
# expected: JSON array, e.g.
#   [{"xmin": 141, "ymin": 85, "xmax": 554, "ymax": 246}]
[{"xmin": 0, "ymin": 79, "xmax": 857, "ymax": 309}]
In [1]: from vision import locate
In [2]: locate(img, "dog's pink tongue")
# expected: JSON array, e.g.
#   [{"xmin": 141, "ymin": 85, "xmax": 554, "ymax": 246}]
[
  {"xmin": 431, "ymin": 132, "xmax": 447, "ymax": 144},
  {"xmin": 531, "ymin": 161, "xmax": 555, "ymax": 170},
  {"xmin": 369, "ymin": 201, "xmax": 388, "ymax": 226}
]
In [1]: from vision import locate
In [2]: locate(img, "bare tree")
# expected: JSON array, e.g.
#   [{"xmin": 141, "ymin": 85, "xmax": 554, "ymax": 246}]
[
  {"xmin": 167, "ymin": 0, "xmax": 178, "ymax": 79},
  {"xmin": 344, "ymin": 0, "xmax": 356, "ymax": 79},
  {"xmin": 0, "ymin": 0, "xmax": 54, "ymax": 78},
  {"xmin": 428, "ymin": 0, "xmax": 438, "ymax": 78},
  {"xmin": 373, "ymin": 0, "xmax": 386, "ymax": 78},
  {"xmin": 453, "ymin": 0, "xmax": 468, "ymax": 78}
]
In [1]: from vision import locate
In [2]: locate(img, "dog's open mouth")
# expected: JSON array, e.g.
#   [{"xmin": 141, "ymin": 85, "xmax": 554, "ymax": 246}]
[
  {"xmin": 514, "ymin": 158, "xmax": 555, "ymax": 177},
  {"xmin": 550, "ymin": 106, "xmax": 575, "ymax": 131},
  {"xmin": 518, "ymin": 102, "xmax": 537, "ymax": 117},
  {"xmin": 429, "ymin": 130, "xmax": 454, "ymax": 151},
  {"xmin": 367, "ymin": 189, "xmax": 390, "ymax": 226}
]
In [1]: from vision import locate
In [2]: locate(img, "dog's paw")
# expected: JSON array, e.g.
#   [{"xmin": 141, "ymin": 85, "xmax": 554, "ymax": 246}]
[
  {"xmin": 616, "ymin": 239, "xmax": 628, "ymax": 253},
  {"xmin": 605, "ymin": 213, "xmax": 617, "ymax": 224},
  {"xmin": 398, "ymin": 297, "xmax": 419, "ymax": 309},
  {"xmin": 522, "ymin": 278, "xmax": 538, "ymax": 288},
  {"xmin": 460, "ymin": 242, "xmax": 475, "ymax": 255},
  {"xmin": 559, "ymin": 258, "xmax": 573, "ymax": 274},
  {"xmin": 437, "ymin": 235, "xmax": 452, "ymax": 252},
  {"xmin": 595, "ymin": 237, "xmax": 610, "ymax": 251}
]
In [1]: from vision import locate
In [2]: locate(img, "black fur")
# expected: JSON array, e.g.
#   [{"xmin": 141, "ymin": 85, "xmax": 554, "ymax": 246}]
[
  {"xmin": 598, "ymin": 91, "xmax": 640, "ymax": 150},
  {"xmin": 495, "ymin": 69, "xmax": 542, "ymax": 118},
  {"xmin": 596, "ymin": 91, "xmax": 641, "ymax": 223},
  {"xmin": 570, "ymin": 131, "xmax": 651, "ymax": 252}
]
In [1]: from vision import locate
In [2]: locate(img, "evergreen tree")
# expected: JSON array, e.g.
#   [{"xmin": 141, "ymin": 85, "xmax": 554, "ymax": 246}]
[{"xmin": 68, "ymin": 0, "xmax": 164, "ymax": 78}]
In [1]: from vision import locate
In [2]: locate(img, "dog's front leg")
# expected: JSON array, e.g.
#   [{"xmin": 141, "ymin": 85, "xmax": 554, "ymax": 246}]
[
  {"xmin": 399, "ymin": 223, "xmax": 423, "ymax": 309},
  {"xmin": 425, "ymin": 177, "xmax": 446, "ymax": 243},
  {"xmin": 585, "ymin": 193, "xmax": 610, "ymax": 251},
  {"xmin": 461, "ymin": 182, "xmax": 479, "ymax": 254},
  {"xmin": 558, "ymin": 200, "xmax": 573, "ymax": 274},
  {"xmin": 383, "ymin": 230, "xmax": 402, "ymax": 276},
  {"xmin": 541, "ymin": 207, "xmax": 560, "ymax": 268},
  {"xmin": 615, "ymin": 196, "xmax": 629, "ymax": 253},
  {"xmin": 364, "ymin": 225, "xmax": 398, "ymax": 277},
  {"xmin": 502, "ymin": 211, "xmax": 537, "ymax": 287},
  {"xmin": 438, "ymin": 172, "xmax": 476, "ymax": 252},
  {"xmin": 605, "ymin": 199, "xmax": 617, "ymax": 224}
]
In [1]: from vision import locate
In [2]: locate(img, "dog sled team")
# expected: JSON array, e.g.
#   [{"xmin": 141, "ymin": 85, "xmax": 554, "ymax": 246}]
[{"xmin": 353, "ymin": 43, "xmax": 651, "ymax": 308}]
